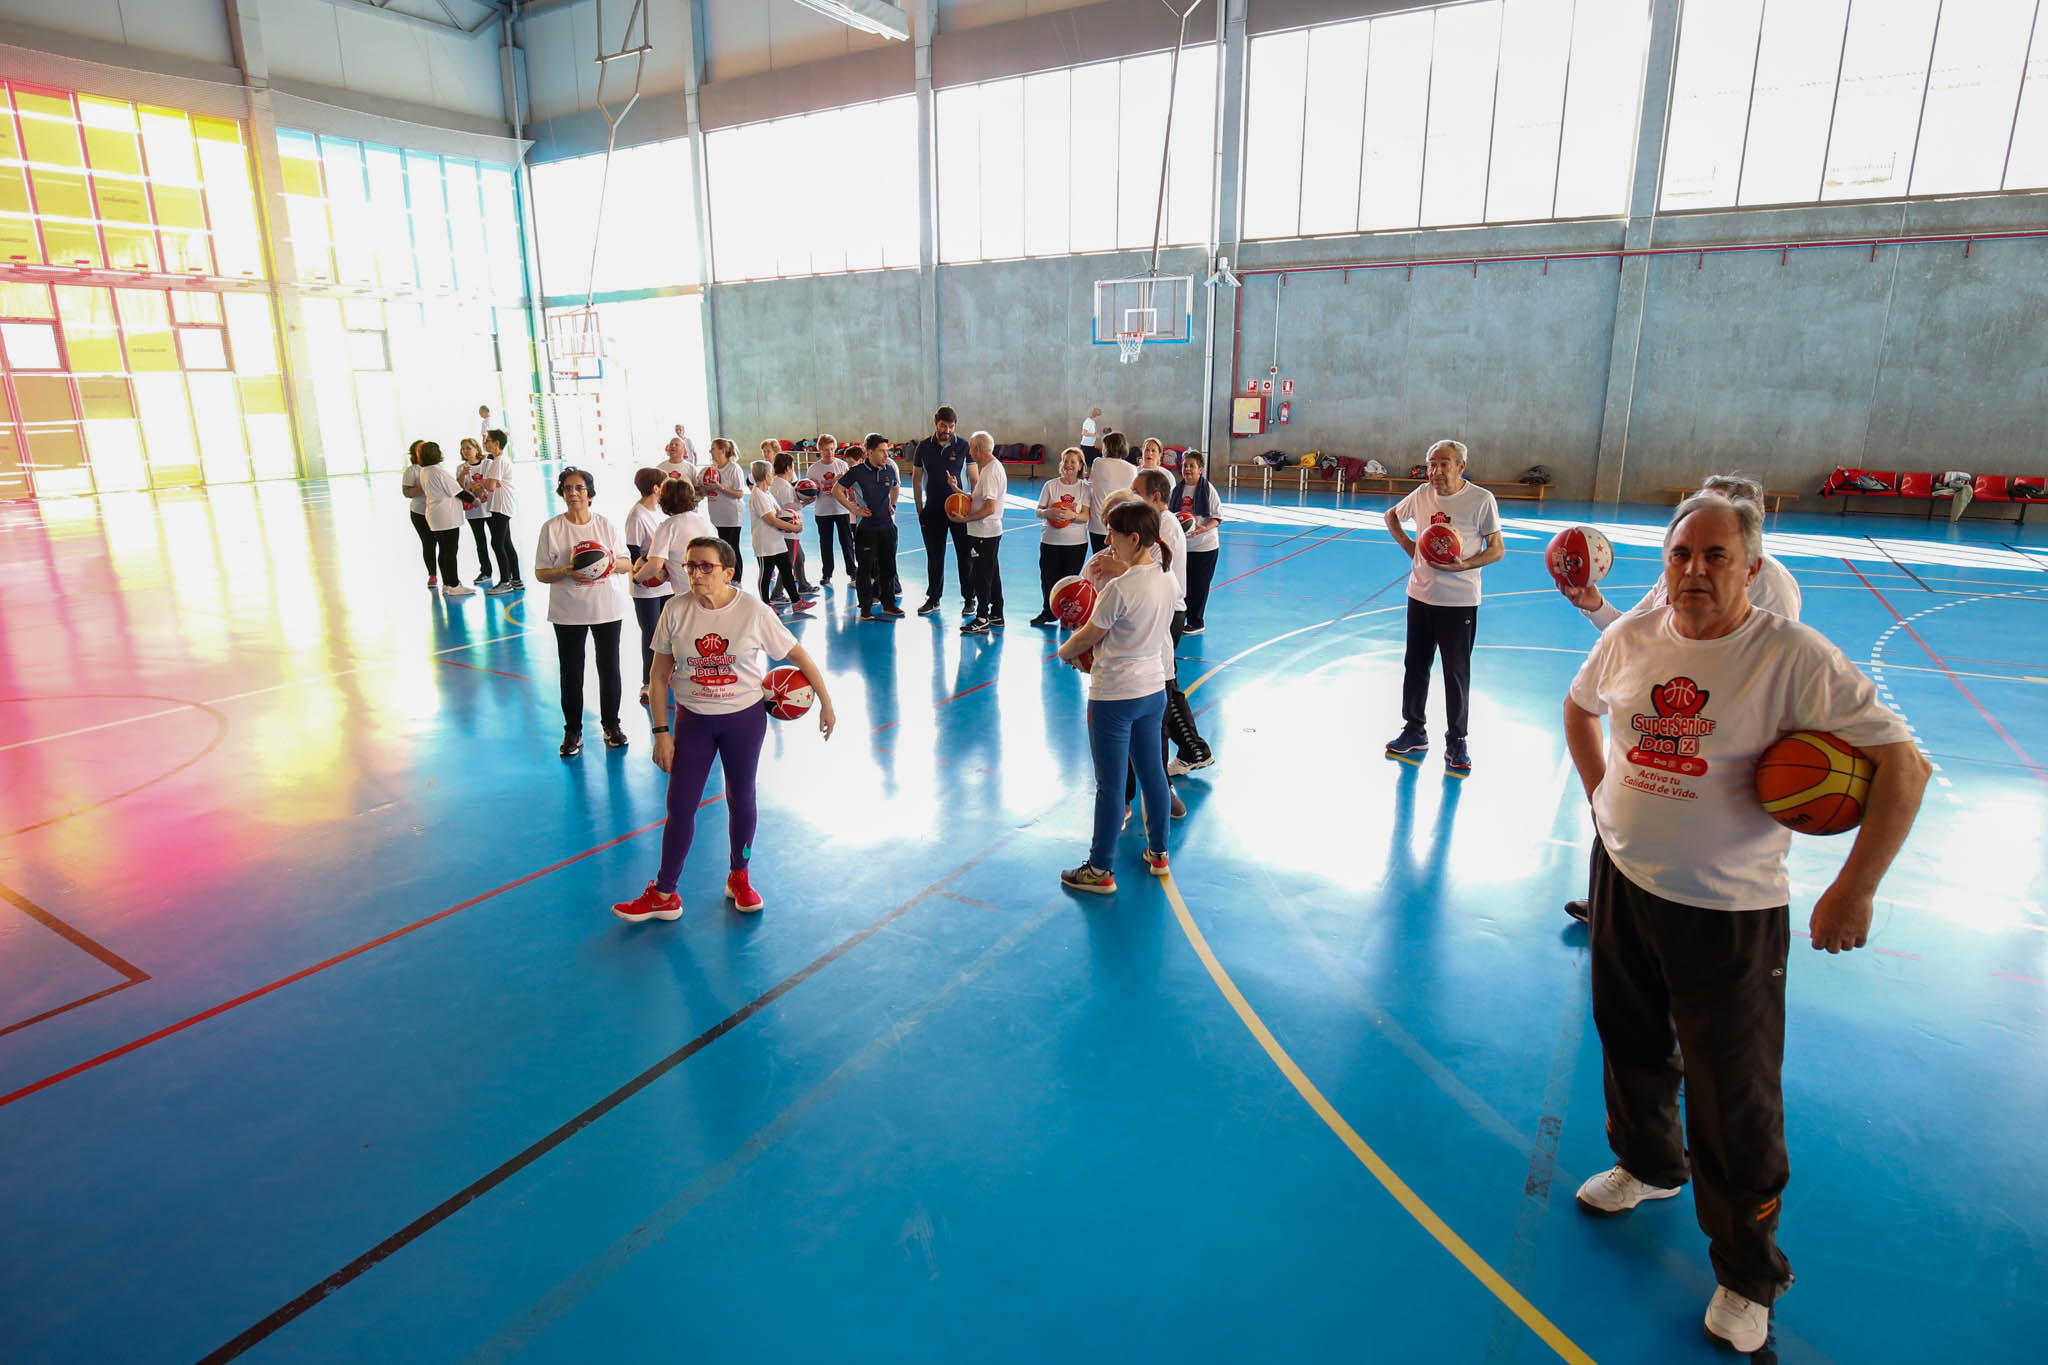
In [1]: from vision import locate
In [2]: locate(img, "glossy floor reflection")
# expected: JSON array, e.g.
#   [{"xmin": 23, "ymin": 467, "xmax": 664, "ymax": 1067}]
[{"xmin": 1, "ymin": 472, "xmax": 2043, "ymax": 1364}]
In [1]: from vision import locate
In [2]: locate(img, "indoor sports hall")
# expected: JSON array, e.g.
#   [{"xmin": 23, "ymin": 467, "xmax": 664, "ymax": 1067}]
[{"xmin": 0, "ymin": 3, "xmax": 2043, "ymax": 1363}]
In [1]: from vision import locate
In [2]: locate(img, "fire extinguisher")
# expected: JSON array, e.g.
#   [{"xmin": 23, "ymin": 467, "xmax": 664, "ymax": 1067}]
[{"xmin": 1276, "ymin": 401, "xmax": 1291, "ymax": 425}]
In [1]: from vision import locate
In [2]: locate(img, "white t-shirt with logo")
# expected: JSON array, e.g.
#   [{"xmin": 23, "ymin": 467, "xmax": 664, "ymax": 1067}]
[
  {"xmin": 420, "ymin": 463, "xmax": 465, "ymax": 533},
  {"xmin": 536, "ymin": 512, "xmax": 626, "ymax": 625},
  {"xmin": 968, "ymin": 460, "xmax": 1007, "ymax": 538},
  {"xmin": 1087, "ymin": 457, "xmax": 1135, "ymax": 535},
  {"xmin": 625, "ymin": 503, "xmax": 671, "ymax": 601},
  {"xmin": 1085, "ymin": 560, "xmax": 1178, "ymax": 702},
  {"xmin": 1175, "ymin": 478, "xmax": 1222, "ymax": 553},
  {"xmin": 1569, "ymin": 607, "xmax": 1911, "ymax": 911},
  {"xmin": 1585, "ymin": 553, "xmax": 1803, "ymax": 630},
  {"xmin": 1393, "ymin": 480, "xmax": 1502, "ymax": 608},
  {"xmin": 1037, "ymin": 478, "xmax": 1090, "ymax": 546},
  {"xmin": 483, "ymin": 452, "xmax": 516, "ymax": 517},
  {"xmin": 750, "ymin": 487, "xmax": 791, "ymax": 558},
  {"xmin": 460, "ymin": 460, "xmax": 492, "ymax": 520},
  {"xmin": 706, "ymin": 461, "xmax": 746, "ymax": 529},
  {"xmin": 645, "ymin": 509, "xmax": 715, "ymax": 585},
  {"xmin": 771, "ymin": 476, "xmax": 803, "ymax": 548},
  {"xmin": 811, "ymin": 456, "xmax": 850, "ymax": 517},
  {"xmin": 651, "ymin": 591, "xmax": 798, "ymax": 717},
  {"xmin": 654, "ymin": 459, "xmax": 692, "ymax": 483}
]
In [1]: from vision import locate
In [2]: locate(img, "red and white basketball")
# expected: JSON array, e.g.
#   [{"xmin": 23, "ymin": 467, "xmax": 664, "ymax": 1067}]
[
  {"xmin": 1046, "ymin": 508, "xmax": 1073, "ymax": 529},
  {"xmin": 1545, "ymin": 525, "xmax": 1614, "ymax": 590},
  {"xmin": 1049, "ymin": 575, "xmax": 1097, "ymax": 629},
  {"xmin": 640, "ymin": 557, "xmax": 669, "ymax": 587},
  {"xmin": 762, "ymin": 665, "xmax": 814, "ymax": 721},
  {"xmin": 1417, "ymin": 523, "xmax": 1465, "ymax": 569},
  {"xmin": 795, "ymin": 477, "xmax": 820, "ymax": 506},
  {"xmin": 569, "ymin": 540, "xmax": 613, "ymax": 582},
  {"xmin": 698, "ymin": 465, "xmax": 720, "ymax": 491},
  {"xmin": 1177, "ymin": 508, "xmax": 1194, "ymax": 531}
]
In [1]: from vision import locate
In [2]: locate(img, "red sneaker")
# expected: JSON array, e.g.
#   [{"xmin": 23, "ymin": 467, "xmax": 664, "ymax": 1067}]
[
  {"xmin": 726, "ymin": 869, "xmax": 764, "ymax": 913},
  {"xmin": 1143, "ymin": 848, "xmax": 1169, "ymax": 877},
  {"xmin": 612, "ymin": 881, "xmax": 682, "ymax": 923}
]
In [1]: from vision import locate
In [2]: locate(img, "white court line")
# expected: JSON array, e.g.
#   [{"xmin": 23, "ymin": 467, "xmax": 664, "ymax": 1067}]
[{"xmin": 0, "ymin": 626, "xmax": 541, "ymax": 753}]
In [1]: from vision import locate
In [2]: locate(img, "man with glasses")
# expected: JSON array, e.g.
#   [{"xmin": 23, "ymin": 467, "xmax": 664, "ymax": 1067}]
[
  {"xmin": 835, "ymin": 432, "xmax": 906, "ymax": 622},
  {"xmin": 911, "ymin": 405, "xmax": 974, "ymax": 618}
]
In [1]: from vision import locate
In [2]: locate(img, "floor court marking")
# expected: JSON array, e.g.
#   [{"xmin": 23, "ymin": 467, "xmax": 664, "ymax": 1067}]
[
  {"xmin": 192, "ymin": 806, "xmax": 1076, "ymax": 1364},
  {"xmin": 0, "ymin": 880, "xmax": 152, "ymax": 1038}
]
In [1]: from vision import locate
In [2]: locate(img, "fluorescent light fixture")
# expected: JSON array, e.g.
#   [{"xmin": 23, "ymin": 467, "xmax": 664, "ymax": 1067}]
[{"xmin": 788, "ymin": 0, "xmax": 911, "ymax": 41}]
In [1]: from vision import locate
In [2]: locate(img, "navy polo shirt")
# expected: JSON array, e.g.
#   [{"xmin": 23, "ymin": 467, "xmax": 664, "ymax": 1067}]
[
  {"xmin": 842, "ymin": 459, "xmax": 899, "ymax": 526},
  {"xmin": 913, "ymin": 436, "xmax": 969, "ymax": 514}
]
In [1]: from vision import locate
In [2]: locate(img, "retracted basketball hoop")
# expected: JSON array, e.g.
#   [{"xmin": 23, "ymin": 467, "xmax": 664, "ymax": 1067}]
[
  {"xmin": 547, "ymin": 306, "xmax": 604, "ymax": 381},
  {"xmin": 1116, "ymin": 330, "xmax": 1145, "ymax": 365}
]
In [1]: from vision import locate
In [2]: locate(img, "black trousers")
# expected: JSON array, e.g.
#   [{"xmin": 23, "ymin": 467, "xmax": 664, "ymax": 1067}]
[
  {"xmin": 554, "ymin": 620, "xmax": 623, "ymax": 732},
  {"xmin": 1037, "ymin": 540, "xmax": 1086, "ymax": 617},
  {"xmin": 1590, "ymin": 838, "xmax": 1793, "ymax": 1304},
  {"xmin": 410, "ymin": 511, "xmax": 436, "ymax": 578},
  {"xmin": 715, "ymin": 524, "xmax": 744, "ymax": 580},
  {"xmin": 855, "ymin": 522, "xmax": 898, "ymax": 609},
  {"xmin": 920, "ymin": 511, "xmax": 971, "ymax": 603},
  {"xmin": 1185, "ymin": 547, "xmax": 1218, "ymax": 627},
  {"xmin": 488, "ymin": 512, "xmax": 520, "ymax": 583},
  {"xmin": 633, "ymin": 594, "xmax": 666, "ymax": 685},
  {"xmin": 1401, "ymin": 596, "xmax": 1477, "ymax": 740},
  {"xmin": 467, "ymin": 517, "xmax": 494, "ymax": 579},
  {"xmin": 966, "ymin": 534, "xmax": 1004, "ymax": 618},
  {"xmin": 1163, "ymin": 609, "xmax": 1208, "ymax": 760},
  {"xmin": 429, "ymin": 525, "xmax": 461, "ymax": 584},
  {"xmin": 758, "ymin": 551, "xmax": 797, "ymax": 605},
  {"xmin": 817, "ymin": 514, "xmax": 857, "ymax": 580}
]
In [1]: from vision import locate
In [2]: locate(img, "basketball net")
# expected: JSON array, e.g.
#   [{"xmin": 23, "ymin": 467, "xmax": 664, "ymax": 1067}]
[{"xmin": 1116, "ymin": 330, "xmax": 1145, "ymax": 365}]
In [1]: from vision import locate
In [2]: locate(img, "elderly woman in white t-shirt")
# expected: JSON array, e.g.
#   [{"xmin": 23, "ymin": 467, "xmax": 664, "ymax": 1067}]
[
  {"xmin": 609, "ymin": 533, "xmax": 835, "ymax": 921},
  {"xmin": 1055, "ymin": 497, "xmax": 1178, "ymax": 895},
  {"xmin": 534, "ymin": 466, "xmax": 632, "ymax": 756},
  {"xmin": 416, "ymin": 441, "xmax": 474, "ymax": 597}
]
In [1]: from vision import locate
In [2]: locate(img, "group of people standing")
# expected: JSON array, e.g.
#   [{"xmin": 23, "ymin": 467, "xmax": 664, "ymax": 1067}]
[{"xmin": 400, "ymin": 419, "xmax": 523, "ymax": 598}]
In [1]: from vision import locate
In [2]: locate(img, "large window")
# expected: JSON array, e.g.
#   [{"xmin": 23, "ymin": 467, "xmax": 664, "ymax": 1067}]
[
  {"xmin": 530, "ymin": 141, "xmax": 698, "ymax": 297},
  {"xmin": 936, "ymin": 45, "xmax": 1218, "ymax": 263},
  {"xmin": 1241, "ymin": 0, "xmax": 1649, "ymax": 241},
  {"xmin": 1661, "ymin": 0, "xmax": 2048, "ymax": 211},
  {"xmin": 706, "ymin": 97, "xmax": 918, "ymax": 281}
]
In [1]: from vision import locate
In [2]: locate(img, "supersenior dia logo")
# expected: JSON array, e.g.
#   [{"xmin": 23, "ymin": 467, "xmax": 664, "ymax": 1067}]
[
  {"xmin": 1627, "ymin": 676, "xmax": 1715, "ymax": 777},
  {"xmin": 689, "ymin": 632, "xmax": 737, "ymax": 688}
]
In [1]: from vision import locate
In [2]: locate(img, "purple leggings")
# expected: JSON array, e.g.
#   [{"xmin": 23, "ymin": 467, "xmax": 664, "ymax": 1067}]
[{"xmin": 655, "ymin": 702, "xmax": 766, "ymax": 893}]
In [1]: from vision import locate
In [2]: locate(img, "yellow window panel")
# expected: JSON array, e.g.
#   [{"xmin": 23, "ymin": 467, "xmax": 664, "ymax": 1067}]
[
  {"xmin": 77, "ymin": 377, "xmax": 136, "ymax": 419},
  {"xmin": 280, "ymin": 155, "xmax": 323, "ymax": 199},
  {"xmin": 101, "ymin": 225, "xmax": 160, "ymax": 273},
  {"xmin": 115, "ymin": 289, "xmax": 179, "ymax": 371},
  {"xmin": 0, "ymin": 214, "xmax": 40, "ymax": 265},
  {"xmin": 0, "ymin": 427, "xmax": 21, "ymax": 499},
  {"xmin": 92, "ymin": 176, "xmax": 152, "ymax": 224},
  {"xmin": 0, "ymin": 107, "xmax": 18, "ymax": 161},
  {"xmin": 80, "ymin": 112, "xmax": 143, "ymax": 177},
  {"xmin": 151, "ymin": 183, "xmax": 205, "ymax": 230},
  {"xmin": 15, "ymin": 92, "xmax": 83, "ymax": 166},
  {"xmin": 38, "ymin": 220, "xmax": 102, "ymax": 268},
  {"xmin": 160, "ymin": 229, "xmax": 214, "ymax": 275},
  {"xmin": 170, "ymin": 292, "xmax": 221, "ymax": 324},
  {"xmin": 138, "ymin": 111, "xmax": 201, "ymax": 188},
  {"xmin": 0, "ymin": 166, "xmax": 31, "ymax": 217},
  {"xmin": 235, "ymin": 374, "xmax": 285, "ymax": 415},
  {"xmin": 27, "ymin": 425, "xmax": 86, "ymax": 472},
  {"xmin": 56, "ymin": 287, "xmax": 123, "ymax": 371},
  {"xmin": 0, "ymin": 281, "xmax": 53, "ymax": 318},
  {"xmin": 191, "ymin": 117, "xmax": 243, "ymax": 145},
  {"xmin": 15, "ymin": 375, "xmax": 78, "ymax": 424},
  {"xmin": 29, "ymin": 167, "xmax": 93, "ymax": 220}
]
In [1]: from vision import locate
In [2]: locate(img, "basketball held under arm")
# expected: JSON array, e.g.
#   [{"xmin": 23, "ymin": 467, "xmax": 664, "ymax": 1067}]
[
  {"xmin": 1809, "ymin": 739, "xmax": 1931, "ymax": 953},
  {"xmin": 1060, "ymin": 619, "xmax": 1109, "ymax": 662},
  {"xmin": 784, "ymin": 643, "xmax": 836, "ymax": 740}
]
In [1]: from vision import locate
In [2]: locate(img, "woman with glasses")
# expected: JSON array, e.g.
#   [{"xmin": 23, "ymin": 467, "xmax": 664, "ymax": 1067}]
[
  {"xmin": 611, "ymin": 536, "xmax": 836, "ymax": 920},
  {"xmin": 534, "ymin": 466, "xmax": 632, "ymax": 756}
]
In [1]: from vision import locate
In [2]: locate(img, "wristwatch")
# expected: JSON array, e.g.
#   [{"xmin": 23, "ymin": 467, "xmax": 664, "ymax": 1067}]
[{"xmin": 651, "ymin": 725, "xmax": 670, "ymax": 734}]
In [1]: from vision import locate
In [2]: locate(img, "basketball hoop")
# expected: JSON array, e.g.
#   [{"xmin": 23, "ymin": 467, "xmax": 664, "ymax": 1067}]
[
  {"xmin": 1116, "ymin": 330, "xmax": 1145, "ymax": 365},
  {"xmin": 547, "ymin": 306, "xmax": 604, "ymax": 380}
]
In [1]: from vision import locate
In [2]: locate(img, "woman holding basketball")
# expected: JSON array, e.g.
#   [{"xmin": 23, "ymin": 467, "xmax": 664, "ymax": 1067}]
[
  {"xmin": 458, "ymin": 438, "xmax": 496, "ymax": 586},
  {"xmin": 1056, "ymin": 498, "xmax": 1178, "ymax": 894},
  {"xmin": 534, "ymin": 467, "xmax": 633, "ymax": 756},
  {"xmin": 625, "ymin": 467, "xmax": 673, "ymax": 704},
  {"xmin": 610, "ymin": 535, "xmax": 836, "ymax": 921},
  {"xmin": 703, "ymin": 438, "xmax": 747, "ymax": 579},
  {"xmin": 1030, "ymin": 446, "xmax": 1092, "ymax": 627},
  {"xmin": 1170, "ymin": 451, "xmax": 1222, "ymax": 634}
]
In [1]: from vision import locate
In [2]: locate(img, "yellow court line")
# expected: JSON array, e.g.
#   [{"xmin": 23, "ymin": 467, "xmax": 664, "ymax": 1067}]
[
  {"xmin": 1157, "ymin": 872, "xmax": 1596, "ymax": 1365},
  {"xmin": 1168, "ymin": 590, "xmax": 1598, "ymax": 1363}
]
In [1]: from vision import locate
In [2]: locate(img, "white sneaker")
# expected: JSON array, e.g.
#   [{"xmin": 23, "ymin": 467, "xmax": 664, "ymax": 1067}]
[
  {"xmin": 443, "ymin": 584, "xmax": 476, "ymax": 597},
  {"xmin": 1166, "ymin": 757, "xmax": 1194, "ymax": 777},
  {"xmin": 1703, "ymin": 1287, "xmax": 1769, "ymax": 1353},
  {"xmin": 1574, "ymin": 1165, "xmax": 1681, "ymax": 1217}
]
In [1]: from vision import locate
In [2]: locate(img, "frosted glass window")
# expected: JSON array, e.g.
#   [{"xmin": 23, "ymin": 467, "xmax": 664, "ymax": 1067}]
[
  {"xmin": 1067, "ymin": 63, "xmax": 1120, "ymax": 254},
  {"xmin": 133, "ymin": 372, "xmax": 200, "ymax": 485},
  {"xmin": 1660, "ymin": 0, "xmax": 1765, "ymax": 209},
  {"xmin": 83, "ymin": 420, "xmax": 147, "ymax": 491},
  {"xmin": 937, "ymin": 86, "xmax": 980, "ymax": 264},
  {"xmin": 1243, "ymin": 31, "xmax": 1310, "ymax": 239},
  {"xmin": 1360, "ymin": 13, "xmax": 1432, "ymax": 231},
  {"xmin": 55, "ymin": 286, "xmax": 122, "ymax": 371},
  {"xmin": 364, "ymin": 145, "xmax": 414, "ymax": 291},
  {"xmin": 195, "ymin": 136, "xmax": 264, "ymax": 278},
  {"xmin": 2011, "ymin": 30, "xmax": 2048, "ymax": 188},
  {"xmin": 979, "ymin": 79, "xmax": 1027, "ymax": 260},
  {"xmin": 177, "ymin": 326, "xmax": 228, "ymax": 370},
  {"xmin": 1421, "ymin": 2, "xmax": 1503, "ymax": 227},
  {"xmin": 2, "ymin": 321, "xmax": 61, "ymax": 369},
  {"xmin": 1740, "ymin": 0, "xmax": 1851, "ymax": 205},
  {"xmin": 1022, "ymin": 71, "xmax": 1071, "ymax": 257},
  {"xmin": 478, "ymin": 166, "xmax": 524, "ymax": 300},
  {"xmin": 1554, "ymin": 0, "xmax": 1649, "ymax": 217},
  {"xmin": 1115, "ymin": 53, "xmax": 1172, "ymax": 250},
  {"xmin": 408, "ymin": 151, "xmax": 454, "ymax": 292},
  {"xmin": 1164, "ymin": 43, "xmax": 1218, "ymax": 249},
  {"xmin": 1486, "ymin": 0, "xmax": 1573, "ymax": 221},
  {"xmin": 1823, "ymin": 0, "xmax": 1942, "ymax": 200},
  {"xmin": 1298, "ymin": 21, "xmax": 1369, "ymax": 237},
  {"xmin": 1911, "ymin": 0, "xmax": 2038, "ymax": 196},
  {"xmin": 189, "ymin": 371, "xmax": 249, "ymax": 483},
  {"xmin": 444, "ymin": 160, "xmax": 488, "ymax": 294},
  {"xmin": 223, "ymin": 294, "xmax": 279, "ymax": 374},
  {"xmin": 706, "ymin": 100, "xmax": 914, "ymax": 280},
  {"xmin": 347, "ymin": 330, "xmax": 389, "ymax": 371},
  {"xmin": 322, "ymin": 139, "xmax": 378, "ymax": 285}
]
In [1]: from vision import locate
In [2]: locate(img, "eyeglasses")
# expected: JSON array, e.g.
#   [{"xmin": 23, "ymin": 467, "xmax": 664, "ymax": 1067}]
[{"xmin": 683, "ymin": 561, "xmax": 726, "ymax": 574}]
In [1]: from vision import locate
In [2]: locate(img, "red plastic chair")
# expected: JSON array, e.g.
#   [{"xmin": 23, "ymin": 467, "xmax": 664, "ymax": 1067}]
[
  {"xmin": 1974, "ymin": 474, "xmax": 2011, "ymax": 502},
  {"xmin": 2013, "ymin": 476, "xmax": 2045, "ymax": 523},
  {"xmin": 1896, "ymin": 471, "xmax": 1932, "ymax": 497},
  {"xmin": 1863, "ymin": 470, "xmax": 1900, "ymax": 496}
]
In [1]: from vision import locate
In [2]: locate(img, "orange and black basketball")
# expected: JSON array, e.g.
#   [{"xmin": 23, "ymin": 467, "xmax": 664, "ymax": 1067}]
[{"xmin": 1754, "ymin": 731, "xmax": 1873, "ymax": 835}]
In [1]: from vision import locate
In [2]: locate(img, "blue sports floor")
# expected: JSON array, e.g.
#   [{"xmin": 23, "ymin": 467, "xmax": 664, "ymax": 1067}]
[{"xmin": 1, "ymin": 469, "xmax": 2044, "ymax": 1364}]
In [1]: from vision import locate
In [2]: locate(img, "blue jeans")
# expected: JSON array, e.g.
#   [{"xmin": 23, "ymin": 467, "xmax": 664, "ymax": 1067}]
[{"xmin": 1089, "ymin": 689, "xmax": 1168, "ymax": 868}]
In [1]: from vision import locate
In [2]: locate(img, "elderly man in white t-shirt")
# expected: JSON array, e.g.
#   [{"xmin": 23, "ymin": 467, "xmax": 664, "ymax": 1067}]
[
  {"xmin": 1562, "ymin": 492, "xmax": 1928, "ymax": 1355},
  {"xmin": 1383, "ymin": 438, "xmax": 1505, "ymax": 775}
]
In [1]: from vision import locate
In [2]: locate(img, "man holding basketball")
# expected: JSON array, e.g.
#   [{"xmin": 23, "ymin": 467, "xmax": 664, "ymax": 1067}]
[
  {"xmin": 1383, "ymin": 438, "xmax": 1504, "ymax": 775},
  {"xmin": 911, "ymin": 406, "xmax": 974, "ymax": 618},
  {"xmin": 1561, "ymin": 491, "xmax": 1928, "ymax": 1354}
]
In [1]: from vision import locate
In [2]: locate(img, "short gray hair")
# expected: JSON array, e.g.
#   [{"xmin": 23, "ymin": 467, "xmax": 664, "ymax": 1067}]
[
  {"xmin": 1667, "ymin": 491, "xmax": 1763, "ymax": 567},
  {"xmin": 969, "ymin": 429, "xmax": 994, "ymax": 453},
  {"xmin": 749, "ymin": 458, "xmax": 772, "ymax": 484},
  {"xmin": 1426, "ymin": 438, "xmax": 1468, "ymax": 466},
  {"xmin": 1699, "ymin": 472, "xmax": 1763, "ymax": 505}
]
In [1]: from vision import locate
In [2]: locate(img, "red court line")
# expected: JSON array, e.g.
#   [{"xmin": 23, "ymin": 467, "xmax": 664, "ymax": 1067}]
[
  {"xmin": 1846, "ymin": 560, "xmax": 2048, "ymax": 789},
  {"xmin": 438, "ymin": 657, "xmax": 531, "ymax": 681},
  {"xmin": 1210, "ymin": 528, "xmax": 1354, "ymax": 592},
  {"xmin": 0, "ymin": 800, "xmax": 721, "ymax": 1110},
  {"xmin": 0, "ymin": 979, "xmax": 145, "ymax": 1041}
]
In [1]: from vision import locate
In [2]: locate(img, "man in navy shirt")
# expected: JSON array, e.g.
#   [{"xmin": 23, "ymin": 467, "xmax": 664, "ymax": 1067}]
[
  {"xmin": 911, "ymin": 405, "xmax": 974, "ymax": 618},
  {"xmin": 835, "ymin": 432, "xmax": 906, "ymax": 621}
]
